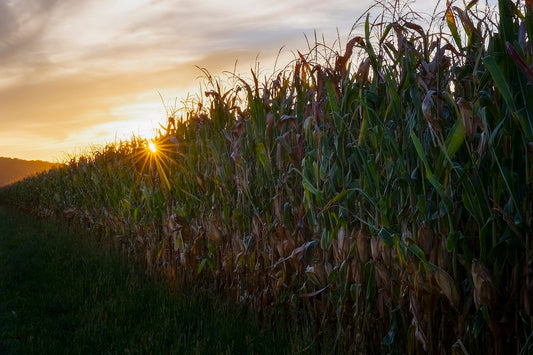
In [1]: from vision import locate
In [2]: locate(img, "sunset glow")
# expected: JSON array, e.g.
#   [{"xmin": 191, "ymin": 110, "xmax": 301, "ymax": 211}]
[
  {"xmin": 0, "ymin": 0, "xmax": 498, "ymax": 162},
  {"xmin": 148, "ymin": 141, "xmax": 158, "ymax": 154}
]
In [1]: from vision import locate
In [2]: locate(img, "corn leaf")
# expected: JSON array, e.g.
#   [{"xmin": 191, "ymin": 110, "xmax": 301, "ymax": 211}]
[
  {"xmin": 446, "ymin": 3, "xmax": 462, "ymax": 48},
  {"xmin": 483, "ymin": 55, "xmax": 516, "ymax": 111}
]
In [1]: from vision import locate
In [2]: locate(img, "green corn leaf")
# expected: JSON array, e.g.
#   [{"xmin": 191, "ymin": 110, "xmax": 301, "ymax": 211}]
[
  {"xmin": 133, "ymin": 207, "xmax": 138, "ymax": 222},
  {"xmin": 379, "ymin": 23, "xmax": 394, "ymax": 45},
  {"xmin": 197, "ymin": 258, "xmax": 208, "ymax": 274},
  {"xmin": 364, "ymin": 262, "xmax": 376, "ymax": 301},
  {"xmin": 435, "ymin": 117, "xmax": 467, "ymax": 177},
  {"xmin": 364, "ymin": 13, "xmax": 379, "ymax": 73},
  {"xmin": 320, "ymin": 228, "xmax": 331, "ymax": 249},
  {"xmin": 490, "ymin": 147, "xmax": 522, "ymax": 221},
  {"xmin": 410, "ymin": 129, "xmax": 448, "ymax": 201},
  {"xmin": 393, "ymin": 235, "xmax": 407, "ymax": 266},
  {"xmin": 255, "ymin": 143, "xmax": 270, "ymax": 172},
  {"xmin": 446, "ymin": 5, "xmax": 462, "ymax": 48},
  {"xmin": 410, "ymin": 129, "xmax": 431, "ymax": 170},
  {"xmin": 462, "ymin": 177, "xmax": 491, "ymax": 227},
  {"xmin": 325, "ymin": 79, "xmax": 339, "ymax": 113},
  {"xmin": 483, "ymin": 55, "xmax": 533, "ymax": 139},
  {"xmin": 405, "ymin": 243, "xmax": 426, "ymax": 263},
  {"xmin": 498, "ymin": 0, "xmax": 515, "ymax": 42},
  {"xmin": 384, "ymin": 68, "xmax": 402, "ymax": 119},
  {"xmin": 483, "ymin": 55, "xmax": 516, "ymax": 111},
  {"xmin": 406, "ymin": 243, "xmax": 437, "ymax": 271},
  {"xmin": 466, "ymin": 0, "xmax": 479, "ymax": 11},
  {"xmin": 322, "ymin": 189, "xmax": 350, "ymax": 211},
  {"xmin": 302, "ymin": 173, "xmax": 320, "ymax": 196},
  {"xmin": 446, "ymin": 231, "xmax": 460, "ymax": 251},
  {"xmin": 445, "ymin": 119, "xmax": 466, "ymax": 160},
  {"xmin": 513, "ymin": 109, "xmax": 533, "ymax": 143},
  {"xmin": 378, "ymin": 227, "xmax": 395, "ymax": 246}
]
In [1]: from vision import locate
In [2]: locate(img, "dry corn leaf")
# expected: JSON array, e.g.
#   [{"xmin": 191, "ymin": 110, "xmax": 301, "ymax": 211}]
[
  {"xmin": 506, "ymin": 41, "xmax": 533, "ymax": 83},
  {"xmin": 206, "ymin": 222, "xmax": 222, "ymax": 243},
  {"xmin": 417, "ymin": 221, "xmax": 434, "ymax": 256},
  {"xmin": 404, "ymin": 22, "xmax": 425, "ymax": 37},
  {"xmin": 433, "ymin": 268, "xmax": 461, "ymax": 310},
  {"xmin": 471, "ymin": 259, "xmax": 498, "ymax": 309},
  {"xmin": 370, "ymin": 235, "xmax": 382, "ymax": 261},
  {"xmin": 300, "ymin": 285, "xmax": 329, "ymax": 298},
  {"xmin": 422, "ymin": 90, "xmax": 441, "ymax": 133},
  {"xmin": 457, "ymin": 97, "xmax": 476, "ymax": 140},
  {"xmin": 356, "ymin": 229, "xmax": 371, "ymax": 263},
  {"xmin": 305, "ymin": 264, "xmax": 327, "ymax": 287}
]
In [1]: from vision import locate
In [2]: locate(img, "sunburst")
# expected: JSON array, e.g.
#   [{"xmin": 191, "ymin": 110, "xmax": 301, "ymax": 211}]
[
  {"xmin": 131, "ymin": 137, "xmax": 174, "ymax": 190},
  {"xmin": 148, "ymin": 141, "xmax": 158, "ymax": 154}
]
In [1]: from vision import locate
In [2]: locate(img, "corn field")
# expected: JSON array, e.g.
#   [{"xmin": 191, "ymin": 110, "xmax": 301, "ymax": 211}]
[{"xmin": 2, "ymin": 0, "xmax": 532, "ymax": 353}]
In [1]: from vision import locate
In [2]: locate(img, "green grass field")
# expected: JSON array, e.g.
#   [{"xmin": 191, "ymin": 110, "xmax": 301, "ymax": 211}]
[{"xmin": 0, "ymin": 205, "xmax": 299, "ymax": 354}]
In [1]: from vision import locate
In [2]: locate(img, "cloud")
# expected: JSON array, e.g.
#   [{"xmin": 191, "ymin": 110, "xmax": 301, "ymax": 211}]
[
  {"xmin": 0, "ymin": 64, "xmax": 191, "ymax": 135},
  {"xmin": 0, "ymin": 45, "xmax": 269, "ymax": 159},
  {"xmin": 2, "ymin": 0, "xmax": 482, "ymax": 161}
]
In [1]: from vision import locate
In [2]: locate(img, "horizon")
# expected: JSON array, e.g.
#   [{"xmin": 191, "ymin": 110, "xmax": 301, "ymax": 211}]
[{"xmin": 0, "ymin": 0, "xmax": 498, "ymax": 162}]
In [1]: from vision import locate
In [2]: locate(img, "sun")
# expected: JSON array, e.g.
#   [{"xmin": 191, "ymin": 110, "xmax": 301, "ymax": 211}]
[
  {"xmin": 131, "ymin": 137, "xmax": 174, "ymax": 190},
  {"xmin": 131, "ymin": 136, "xmax": 176, "ymax": 190},
  {"xmin": 148, "ymin": 141, "xmax": 157, "ymax": 154}
]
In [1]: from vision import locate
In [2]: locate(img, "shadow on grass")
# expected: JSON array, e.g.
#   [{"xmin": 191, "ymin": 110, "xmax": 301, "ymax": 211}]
[{"xmin": 0, "ymin": 206, "xmax": 297, "ymax": 354}]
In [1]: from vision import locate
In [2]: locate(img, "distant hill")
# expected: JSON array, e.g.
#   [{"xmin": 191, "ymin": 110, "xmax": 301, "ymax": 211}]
[{"xmin": 0, "ymin": 157, "xmax": 57, "ymax": 187}]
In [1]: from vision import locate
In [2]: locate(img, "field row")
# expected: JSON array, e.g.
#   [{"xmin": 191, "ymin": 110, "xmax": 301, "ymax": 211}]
[{"xmin": 2, "ymin": 1, "xmax": 532, "ymax": 353}]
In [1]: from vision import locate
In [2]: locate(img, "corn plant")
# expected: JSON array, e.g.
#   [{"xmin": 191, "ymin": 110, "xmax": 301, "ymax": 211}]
[{"xmin": 1, "ymin": 0, "xmax": 532, "ymax": 353}]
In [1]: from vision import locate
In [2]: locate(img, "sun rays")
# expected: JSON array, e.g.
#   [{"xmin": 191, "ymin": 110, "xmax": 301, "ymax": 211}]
[
  {"xmin": 148, "ymin": 141, "xmax": 158, "ymax": 154},
  {"xmin": 131, "ymin": 137, "xmax": 174, "ymax": 190}
]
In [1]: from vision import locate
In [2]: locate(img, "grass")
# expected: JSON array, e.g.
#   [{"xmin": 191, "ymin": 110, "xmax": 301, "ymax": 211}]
[{"xmin": 0, "ymin": 205, "xmax": 298, "ymax": 354}]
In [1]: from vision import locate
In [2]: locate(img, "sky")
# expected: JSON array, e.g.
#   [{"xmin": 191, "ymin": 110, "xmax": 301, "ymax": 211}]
[{"xmin": 0, "ymin": 0, "xmax": 498, "ymax": 162}]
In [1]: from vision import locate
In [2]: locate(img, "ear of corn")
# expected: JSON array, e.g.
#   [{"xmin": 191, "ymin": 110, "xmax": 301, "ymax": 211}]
[{"xmin": 1, "ymin": 1, "xmax": 532, "ymax": 353}]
